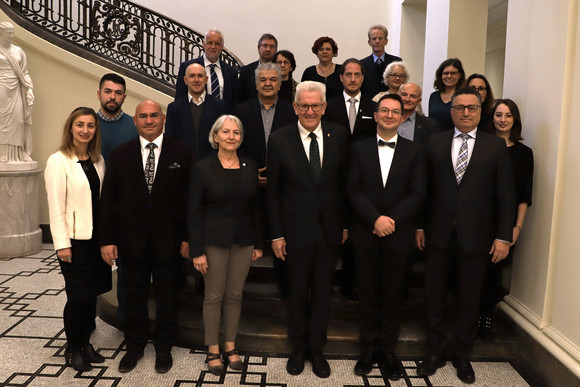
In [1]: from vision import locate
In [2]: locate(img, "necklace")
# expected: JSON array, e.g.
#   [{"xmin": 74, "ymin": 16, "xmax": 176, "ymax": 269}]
[
  {"xmin": 317, "ymin": 63, "xmax": 334, "ymax": 77},
  {"xmin": 219, "ymin": 155, "xmax": 238, "ymax": 169}
]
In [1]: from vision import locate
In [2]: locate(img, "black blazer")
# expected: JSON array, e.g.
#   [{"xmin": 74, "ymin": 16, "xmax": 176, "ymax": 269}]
[
  {"xmin": 360, "ymin": 53, "xmax": 402, "ymax": 98},
  {"xmin": 188, "ymin": 153, "xmax": 263, "ymax": 257},
  {"xmin": 236, "ymin": 98, "xmax": 297, "ymax": 168},
  {"xmin": 323, "ymin": 94, "xmax": 376, "ymax": 143},
  {"xmin": 267, "ymin": 122, "xmax": 349, "ymax": 249},
  {"xmin": 413, "ymin": 114, "xmax": 441, "ymax": 146},
  {"xmin": 165, "ymin": 94, "xmax": 226, "ymax": 161},
  {"xmin": 237, "ymin": 60, "xmax": 259, "ymax": 104},
  {"xmin": 98, "ymin": 137, "xmax": 194, "ymax": 261},
  {"xmin": 423, "ymin": 130, "xmax": 516, "ymax": 254},
  {"xmin": 175, "ymin": 57, "xmax": 238, "ymax": 110},
  {"xmin": 347, "ymin": 136, "xmax": 426, "ymax": 249}
]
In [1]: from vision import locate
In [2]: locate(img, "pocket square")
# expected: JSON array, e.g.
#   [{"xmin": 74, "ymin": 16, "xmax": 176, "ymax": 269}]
[
  {"xmin": 362, "ymin": 116, "xmax": 373, "ymax": 120},
  {"xmin": 168, "ymin": 162, "xmax": 181, "ymax": 169}
]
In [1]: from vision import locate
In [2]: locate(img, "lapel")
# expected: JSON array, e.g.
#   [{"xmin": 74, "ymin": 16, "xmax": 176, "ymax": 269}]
[
  {"xmin": 320, "ymin": 123, "xmax": 332, "ymax": 183},
  {"xmin": 210, "ymin": 153, "xmax": 239, "ymax": 194},
  {"xmin": 150, "ymin": 137, "xmax": 172, "ymax": 196},
  {"xmin": 384, "ymin": 138, "xmax": 404, "ymax": 189},
  {"xmin": 252, "ymin": 99, "xmax": 267, "ymax": 153},
  {"xmin": 128, "ymin": 139, "xmax": 149, "ymax": 194},
  {"xmin": 444, "ymin": 130, "xmax": 456, "ymax": 178},
  {"xmin": 289, "ymin": 123, "xmax": 319, "ymax": 184},
  {"xmin": 460, "ymin": 131, "xmax": 484, "ymax": 183},
  {"xmin": 179, "ymin": 98, "xmax": 194, "ymax": 138},
  {"xmin": 366, "ymin": 138, "xmax": 384, "ymax": 190},
  {"xmin": 414, "ymin": 115, "xmax": 425, "ymax": 144}
]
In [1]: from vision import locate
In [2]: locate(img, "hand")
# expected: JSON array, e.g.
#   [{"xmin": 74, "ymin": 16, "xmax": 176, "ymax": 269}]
[
  {"xmin": 180, "ymin": 241, "xmax": 190, "ymax": 259},
  {"xmin": 57, "ymin": 248, "xmax": 72, "ymax": 264},
  {"xmin": 258, "ymin": 167, "xmax": 268, "ymax": 187},
  {"xmin": 415, "ymin": 230, "xmax": 425, "ymax": 251},
  {"xmin": 372, "ymin": 215, "xmax": 395, "ymax": 237},
  {"xmin": 511, "ymin": 227, "xmax": 521, "ymax": 246},
  {"xmin": 341, "ymin": 230, "xmax": 349, "ymax": 244},
  {"xmin": 252, "ymin": 249, "xmax": 263, "ymax": 261},
  {"xmin": 193, "ymin": 254, "xmax": 208, "ymax": 274},
  {"xmin": 26, "ymin": 89, "xmax": 34, "ymax": 105},
  {"xmin": 101, "ymin": 245, "xmax": 118, "ymax": 266},
  {"xmin": 272, "ymin": 238, "xmax": 287, "ymax": 260},
  {"xmin": 490, "ymin": 240, "xmax": 510, "ymax": 263}
]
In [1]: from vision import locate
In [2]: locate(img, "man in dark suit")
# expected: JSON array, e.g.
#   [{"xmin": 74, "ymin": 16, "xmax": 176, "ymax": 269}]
[
  {"xmin": 100, "ymin": 100, "xmax": 193, "ymax": 374},
  {"xmin": 237, "ymin": 33, "xmax": 277, "ymax": 104},
  {"xmin": 398, "ymin": 82, "xmax": 441, "ymax": 145},
  {"xmin": 416, "ymin": 88, "xmax": 515, "ymax": 384},
  {"xmin": 267, "ymin": 81, "xmax": 349, "ymax": 379},
  {"xmin": 175, "ymin": 29, "xmax": 238, "ymax": 110},
  {"xmin": 360, "ymin": 25, "xmax": 402, "ymax": 98},
  {"xmin": 165, "ymin": 63, "xmax": 226, "ymax": 160},
  {"xmin": 348, "ymin": 94, "xmax": 426, "ymax": 380}
]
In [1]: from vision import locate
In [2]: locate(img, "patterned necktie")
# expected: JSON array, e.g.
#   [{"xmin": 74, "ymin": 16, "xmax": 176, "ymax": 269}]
[
  {"xmin": 308, "ymin": 132, "xmax": 321, "ymax": 181},
  {"xmin": 209, "ymin": 64, "xmax": 221, "ymax": 99},
  {"xmin": 455, "ymin": 134, "xmax": 470, "ymax": 184},
  {"xmin": 145, "ymin": 142, "xmax": 156, "ymax": 193},
  {"xmin": 348, "ymin": 97, "xmax": 357, "ymax": 133}
]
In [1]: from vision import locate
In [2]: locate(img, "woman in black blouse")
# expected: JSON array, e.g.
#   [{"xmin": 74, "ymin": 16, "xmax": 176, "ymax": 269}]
[
  {"xmin": 428, "ymin": 58, "xmax": 465, "ymax": 131},
  {"xmin": 479, "ymin": 99, "xmax": 534, "ymax": 339},
  {"xmin": 301, "ymin": 36, "xmax": 343, "ymax": 100},
  {"xmin": 274, "ymin": 50, "xmax": 298, "ymax": 104},
  {"xmin": 464, "ymin": 73, "xmax": 495, "ymax": 132}
]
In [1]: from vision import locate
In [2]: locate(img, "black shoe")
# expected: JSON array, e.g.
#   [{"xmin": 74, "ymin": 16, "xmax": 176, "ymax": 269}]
[
  {"xmin": 354, "ymin": 351, "xmax": 375, "ymax": 375},
  {"xmin": 206, "ymin": 352, "xmax": 224, "ymax": 376},
  {"xmin": 417, "ymin": 355, "xmax": 446, "ymax": 377},
  {"xmin": 65, "ymin": 348, "xmax": 92, "ymax": 372},
  {"xmin": 155, "ymin": 352, "xmax": 173, "ymax": 374},
  {"xmin": 81, "ymin": 344, "xmax": 105, "ymax": 363},
  {"xmin": 383, "ymin": 353, "xmax": 401, "ymax": 381},
  {"xmin": 286, "ymin": 350, "xmax": 305, "ymax": 375},
  {"xmin": 309, "ymin": 351, "xmax": 330, "ymax": 378},
  {"xmin": 478, "ymin": 315, "xmax": 495, "ymax": 341},
  {"xmin": 118, "ymin": 351, "xmax": 144, "ymax": 373},
  {"xmin": 452, "ymin": 359, "xmax": 475, "ymax": 384}
]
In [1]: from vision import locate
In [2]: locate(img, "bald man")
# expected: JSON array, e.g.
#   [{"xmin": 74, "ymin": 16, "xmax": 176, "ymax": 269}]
[{"xmin": 99, "ymin": 100, "xmax": 194, "ymax": 374}]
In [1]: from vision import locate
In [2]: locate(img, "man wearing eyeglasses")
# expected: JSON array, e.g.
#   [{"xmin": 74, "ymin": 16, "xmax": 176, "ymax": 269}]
[
  {"xmin": 347, "ymin": 94, "xmax": 426, "ymax": 380},
  {"xmin": 416, "ymin": 88, "xmax": 515, "ymax": 384},
  {"xmin": 237, "ymin": 33, "xmax": 278, "ymax": 104},
  {"xmin": 267, "ymin": 81, "xmax": 349, "ymax": 379}
]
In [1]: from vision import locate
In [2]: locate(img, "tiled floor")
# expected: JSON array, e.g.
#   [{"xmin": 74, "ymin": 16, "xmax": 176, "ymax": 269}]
[{"xmin": 0, "ymin": 245, "xmax": 533, "ymax": 386}]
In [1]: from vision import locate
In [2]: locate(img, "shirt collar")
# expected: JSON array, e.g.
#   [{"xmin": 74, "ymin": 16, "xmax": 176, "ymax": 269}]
[
  {"xmin": 454, "ymin": 127, "xmax": 477, "ymax": 139},
  {"xmin": 377, "ymin": 132, "xmax": 398, "ymax": 145},
  {"xmin": 139, "ymin": 133, "xmax": 163, "ymax": 150},
  {"xmin": 343, "ymin": 91, "xmax": 361, "ymax": 103},
  {"xmin": 298, "ymin": 121, "xmax": 323, "ymax": 141},
  {"xmin": 188, "ymin": 91, "xmax": 206, "ymax": 105},
  {"xmin": 260, "ymin": 98, "xmax": 277, "ymax": 111},
  {"xmin": 98, "ymin": 109, "xmax": 124, "ymax": 122},
  {"xmin": 372, "ymin": 53, "xmax": 386, "ymax": 63},
  {"xmin": 403, "ymin": 111, "xmax": 417, "ymax": 124},
  {"xmin": 203, "ymin": 55, "xmax": 220, "ymax": 68}
]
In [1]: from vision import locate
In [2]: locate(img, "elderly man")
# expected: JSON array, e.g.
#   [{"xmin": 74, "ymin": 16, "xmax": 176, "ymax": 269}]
[
  {"xmin": 237, "ymin": 33, "xmax": 278, "ymax": 104},
  {"xmin": 267, "ymin": 81, "xmax": 349, "ymax": 378},
  {"xmin": 360, "ymin": 25, "xmax": 402, "ymax": 98},
  {"xmin": 397, "ymin": 82, "xmax": 440, "ymax": 145},
  {"xmin": 416, "ymin": 88, "xmax": 515, "ymax": 384},
  {"xmin": 99, "ymin": 100, "xmax": 193, "ymax": 374}
]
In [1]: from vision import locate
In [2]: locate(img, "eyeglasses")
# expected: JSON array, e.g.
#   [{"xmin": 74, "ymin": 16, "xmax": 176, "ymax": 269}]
[
  {"xmin": 276, "ymin": 60, "xmax": 291, "ymax": 65},
  {"xmin": 470, "ymin": 86, "xmax": 487, "ymax": 93},
  {"xmin": 377, "ymin": 108, "xmax": 402, "ymax": 116},
  {"xmin": 388, "ymin": 73, "xmax": 405, "ymax": 79},
  {"xmin": 443, "ymin": 71, "xmax": 459, "ymax": 77},
  {"xmin": 451, "ymin": 105, "xmax": 481, "ymax": 113},
  {"xmin": 296, "ymin": 104, "xmax": 324, "ymax": 112}
]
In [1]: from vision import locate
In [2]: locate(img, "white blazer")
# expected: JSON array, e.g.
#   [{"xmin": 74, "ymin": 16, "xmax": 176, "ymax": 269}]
[{"xmin": 44, "ymin": 151, "xmax": 105, "ymax": 250}]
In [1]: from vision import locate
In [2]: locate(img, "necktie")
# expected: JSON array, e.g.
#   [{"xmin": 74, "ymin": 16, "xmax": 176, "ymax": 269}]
[
  {"xmin": 308, "ymin": 132, "xmax": 321, "ymax": 181},
  {"xmin": 455, "ymin": 134, "xmax": 470, "ymax": 184},
  {"xmin": 209, "ymin": 64, "xmax": 220, "ymax": 99},
  {"xmin": 376, "ymin": 57, "xmax": 383, "ymax": 66},
  {"xmin": 145, "ymin": 142, "xmax": 156, "ymax": 193},
  {"xmin": 378, "ymin": 139, "xmax": 396, "ymax": 148},
  {"xmin": 348, "ymin": 97, "xmax": 357, "ymax": 133}
]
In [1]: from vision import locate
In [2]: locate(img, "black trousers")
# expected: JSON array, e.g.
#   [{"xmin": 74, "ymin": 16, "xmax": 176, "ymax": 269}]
[
  {"xmin": 63, "ymin": 298, "xmax": 96, "ymax": 351},
  {"xmin": 425, "ymin": 236, "xmax": 488, "ymax": 360},
  {"xmin": 355, "ymin": 245, "xmax": 411, "ymax": 353},
  {"xmin": 123, "ymin": 242, "xmax": 180, "ymax": 354}
]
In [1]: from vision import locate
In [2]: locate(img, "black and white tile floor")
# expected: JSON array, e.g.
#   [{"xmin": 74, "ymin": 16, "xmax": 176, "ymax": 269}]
[{"xmin": 0, "ymin": 245, "xmax": 533, "ymax": 386}]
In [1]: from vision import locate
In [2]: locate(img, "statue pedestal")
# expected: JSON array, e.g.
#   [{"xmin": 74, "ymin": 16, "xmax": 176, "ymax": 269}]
[{"xmin": 0, "ymin": 162, "xmax": 42, "ymax": 259}]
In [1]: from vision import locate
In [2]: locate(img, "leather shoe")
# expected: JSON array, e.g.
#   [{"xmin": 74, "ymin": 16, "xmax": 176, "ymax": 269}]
[
  {"xmin": 417, "ymin": 355, "xmax": 446, "ymax": 377},
  {"xmin": 118, "ymin": 351, "xmax": 144, "ymax": 373},
  {"xmin": 452, "ymin": 359, "xmax": 475, "ymax": 384},
  {"xmin": 65, "ymin": 348, "xmax": 92, "ymax": 372},
  {"xmin": 354, "ymin": 351, "xmax": 375, "ymax": 375},
  {"xmin": 286, "ymin": 350, "xmax": 305, "ymax": 375},
  {"xmin": 309, "ymin": 351, "xmax": 330, "ymax": 378},
  {"xmin": 155, "ymin": 352, "xmax": 173, "ymax": 373},
  {"xmin": 81, "ymin": 344, "xmax": 105, "ymax": 363},
  {"xmin": 383, "ymin": 353, "xmax": 401, "ymax": 381}
]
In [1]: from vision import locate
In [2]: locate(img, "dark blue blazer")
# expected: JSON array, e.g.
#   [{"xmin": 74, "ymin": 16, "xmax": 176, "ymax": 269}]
[
  {"xmin": 360, "ymin": 53, "xmax": 402, "ymax": 98},
  {"xmin": 413, "ymin": 114, "xmax": 442, "ymax": 146},
  {"xmin": 237, "ymin": 60, "xmax": 259, "ymax": 104}
]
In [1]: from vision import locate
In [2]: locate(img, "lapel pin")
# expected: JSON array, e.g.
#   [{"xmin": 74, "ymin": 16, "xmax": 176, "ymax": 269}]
[
  {"xmin": 327, "ymin": 133, "xmax": 330, "ymax": 137},
  {"xmin": 242, "ymin": 162, "xmax": 246, "ymax": 167}
]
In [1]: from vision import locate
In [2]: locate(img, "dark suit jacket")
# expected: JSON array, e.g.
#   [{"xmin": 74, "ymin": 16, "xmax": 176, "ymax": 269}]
[
  {"xmin": 267, "ymin": 122, "xmax": 349, "ymax": 249},
  {"xmin": 424, "ymin": 130, "xmax": 515, "ymax": 254},
  {"xmin": 348, "ymin": 136, "xmax": 426, "ymax": 249},
  {"xmin": 237, "ymin": 60, "xmax": 259, "ymax": 104},
  {"xmin": 175, "ymin": 57, "xmax": 238, "ymax": 110},
  {"xmin": 323, "ymin": 94, "xmax": 376, "ymax": 143},
  {"xmin": 98, "ymin": 137, "xmax": 194, "ymax": 261},
  {"xmin": 413, "ymin": 114, "xmax": 441, "ymax": 146},
  {"xmin": 360, "ymin": 53, "xmax": 402, "ymax": 98},
  {"xmin": 165, "ymin": 94, "xmax": 226, "ymax": 161},
  {"xmin": 236, "ymin": 98, "xmax": 296, "ymax": 168},
  {"xmin": 188, "ymin": 153, "xmax": 263, "ymax": 257}
]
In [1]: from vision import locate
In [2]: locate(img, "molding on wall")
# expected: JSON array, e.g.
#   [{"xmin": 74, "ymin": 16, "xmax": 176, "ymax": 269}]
[
  {"xmin": 543, "ymin": 326, "xmax": 580, "ymax": 364},
  {"xmin": 503, "ymin": 294, "xmax": 543, "ymax": 327}
]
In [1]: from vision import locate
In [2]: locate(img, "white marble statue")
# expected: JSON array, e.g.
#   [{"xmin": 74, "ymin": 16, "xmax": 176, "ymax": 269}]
[{"xmin": 0, "ymin": 22, "xmax": 34, "ymax": 162}]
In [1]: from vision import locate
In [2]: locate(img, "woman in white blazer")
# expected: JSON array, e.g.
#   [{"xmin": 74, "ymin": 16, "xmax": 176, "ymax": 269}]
[{"xmin": 45, "ymin": 107, "xmax": 111, "ymax": 372}]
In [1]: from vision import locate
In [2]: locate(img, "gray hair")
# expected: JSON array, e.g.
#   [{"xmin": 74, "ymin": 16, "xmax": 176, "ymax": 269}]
[
  {"xmin": 367, "ymin": 24, "xmax": 388, "ymax": 39},
  {"xmin": 208, "ymin": 115, "xmax": 244, "ymax": 149},
  {"xmin": 205, "ymin": 28, "xmax": 224, "ymax": 44},
  {"xmin": 294, "ymin": 81, "xmax": 326, "ymax": 104},
  {"xmin": 383, "ymin": 61, "xmax": 410, "ymax": 86},
  {"xmin": 254, "ymin": 62, "xmax": 282, "ymax": 83}
]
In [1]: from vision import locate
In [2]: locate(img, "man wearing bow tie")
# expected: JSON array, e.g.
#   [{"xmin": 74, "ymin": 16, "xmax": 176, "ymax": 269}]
[
  {"xmin": 347, "ymin": 93, "xmax": 426, "ymax": 380},
  {"xmin": 99, "ymin": 100, "xmax": 193, "ymax": 374}
]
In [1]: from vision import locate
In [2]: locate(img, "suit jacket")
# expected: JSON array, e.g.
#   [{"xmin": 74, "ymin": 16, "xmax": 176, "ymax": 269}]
[
  {"xmin": 188, "ymin": 153, "xmax": 263, "ymax": 257},
  {"xmin": 98, "ymin": 137, "xmax": 194, "ymax": 261},
  {"xmin": 360, "ymin": 53, "xmax": 402, "ymax": 98},
  {"xmin": 175, "ymin": 57, "xmax": 238, "ymax": 110},
  {"xmin": 237, "ymin": 60, "xmax": 259, "ymax": 104},
  {"xmin": 424, "ymin": 130, "xmax": 515, "ymax": 254},
  {"xmin": 165, "ymin": 94, "xmax": 226, "ymax": 161},
  {"xmin": 323, "ymin": 94, "xmax": 376, "ymax": 143},
  {"xmin": 236, "ymin": 98, "xmax": 296, "ymax": 168},
  {"xmin": 267, "ymin": 122, "xmax": 349, "ymax": 249},
  {"xmin": 412, "ymin": 114, "xmax": 441, "ymax": 146}
]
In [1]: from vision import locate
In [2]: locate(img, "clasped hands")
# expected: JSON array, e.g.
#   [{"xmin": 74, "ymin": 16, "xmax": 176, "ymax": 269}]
[{"xmin": 373, "ymin": 215, "xmax": 395, "ymax": 237}]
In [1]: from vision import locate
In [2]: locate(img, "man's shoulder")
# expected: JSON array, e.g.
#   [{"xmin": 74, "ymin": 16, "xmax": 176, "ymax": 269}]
[
  {"xmin": 385, "ymin": 53, "xmax": 402, "ymax": 62},
  {"xmin": 415, "ymin": 113, "xmax": 438, "ymax": 126},
  {"xmin": 322, "ymin": 121, "xmax": 349, "ymax": 139},
  {"xmin": 235, "ymin": 98, "xmax": 260, "ymax": 113},
  {"xmin": 240, "ymin": 60, "xmax": 259, "ymax": 73},
  {"xmin": 360, "ymin": 54, "xmax": 374, "ymax": 65},
  {"xmin": 398, "ymin": 135, "xmax": 423, "ymax": 152},
  {"xmin": 271, "ymin": 122, "xmax": 297, "ymax": 139},
  {"xmin": 351, "ymin": 135, "xmax": 376, "ymax": 152}
]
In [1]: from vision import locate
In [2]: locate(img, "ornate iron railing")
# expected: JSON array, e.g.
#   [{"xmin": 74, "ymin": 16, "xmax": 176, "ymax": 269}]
[{"xmin": 1, "ymin": 0, "xmax": 242, "ymax": 96}]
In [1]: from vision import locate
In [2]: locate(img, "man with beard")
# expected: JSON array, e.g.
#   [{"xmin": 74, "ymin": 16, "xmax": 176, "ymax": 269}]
[{"xmin": 97, "ymin": 73, "xmax": 138, "ymax": 163}]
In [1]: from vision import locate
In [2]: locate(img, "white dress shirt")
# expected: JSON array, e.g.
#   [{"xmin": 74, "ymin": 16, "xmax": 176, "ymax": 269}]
[
  {"xmin": 451, "ymin": 127, "xmax": 477, "ymax": 169},
  {"xmin": 377, "ymin": 133, "xmax": 397, "ymax": 187},
  {"xmin": 140, "ymin": 133, "xmax": 163, "ymax": 180},
  {"xmin": 343, "ymin": 91, "xmax": 361, "ymax": 119},
  {"xmin": 188, "ymin": 90, "xmax": 206, "ymax": 106},
  {"xmin": 203, "ymin": 55, "xmax": 224, "ymax": 98},
  {"xmin": 298, "ymin": 121, "xmax": 324, "ymax": 166}
]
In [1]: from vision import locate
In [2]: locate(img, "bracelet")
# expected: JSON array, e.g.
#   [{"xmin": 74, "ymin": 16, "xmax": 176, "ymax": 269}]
[{"xmin": 514, "ymin": 225, "xmax": 523, "ymax": 231}]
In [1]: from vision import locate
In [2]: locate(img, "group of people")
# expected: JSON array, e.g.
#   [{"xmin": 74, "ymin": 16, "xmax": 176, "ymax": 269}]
[{"xmin": 44, "ymin": 23, "xmax": 533, "ymax": 385}]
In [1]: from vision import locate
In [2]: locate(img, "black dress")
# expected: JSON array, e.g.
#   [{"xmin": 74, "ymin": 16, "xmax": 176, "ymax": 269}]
[
  {"xmin": 428, "ymin": 91, "xmax": 454, "ymax": 131},
  {"xmin": 301, "ymin": 64, "xmax": 343, "ymax": 101}
]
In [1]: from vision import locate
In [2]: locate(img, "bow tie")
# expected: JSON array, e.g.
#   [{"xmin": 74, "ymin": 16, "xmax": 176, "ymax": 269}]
[{"xmin": 378, "ymin": 139, "xmax": 396, "ymax": 148}]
